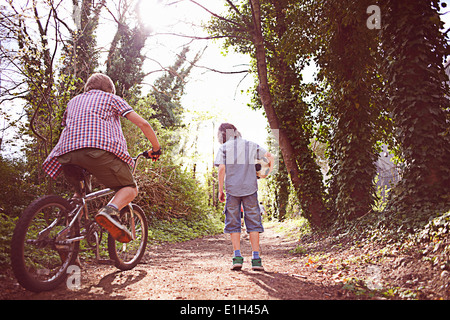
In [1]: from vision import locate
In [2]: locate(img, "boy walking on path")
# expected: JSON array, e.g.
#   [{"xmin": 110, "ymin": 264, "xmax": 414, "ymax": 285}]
[{"xmin": 214, "ymin": 123, "xmax": 274, "ymax": 271}]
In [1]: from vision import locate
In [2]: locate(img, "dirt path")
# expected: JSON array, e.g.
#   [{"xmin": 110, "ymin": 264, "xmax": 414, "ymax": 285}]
[
  {"xmin": 2, "ymin": 225, "xmax": 346, "ymax": 300},
  {"xmin": 4, "ymin": 222, "xmax": 448, "ymax": 301}
]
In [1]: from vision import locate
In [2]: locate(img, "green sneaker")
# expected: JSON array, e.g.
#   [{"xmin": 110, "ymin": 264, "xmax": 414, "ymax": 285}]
[
  {"xmin": 252, "ymin": 258, "xmax": 264, "ymax": 271},
  {"xmin": 231, "ymin": 256, "xmax": 244, "ymax": 270}
]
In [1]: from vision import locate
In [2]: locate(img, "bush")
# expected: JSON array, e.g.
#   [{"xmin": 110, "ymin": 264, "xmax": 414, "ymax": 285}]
[
  {"xmin": 0, "ymin": 213, "xmax": 17, "ymax": 270},
  {"xmin": 0, "ymin": 157, "xmax": 33, "ymax": 217},
  {"xmin": 148, "ymin": 212, "xmax": 224, "ymax": 243},
  {"xmin": 134, "ymin": 161, "xmax": 224, "ymax": 242}
]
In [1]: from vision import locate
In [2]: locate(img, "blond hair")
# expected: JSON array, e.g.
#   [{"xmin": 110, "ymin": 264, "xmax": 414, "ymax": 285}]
[
  {"xmin": 217, "ymin": 123, "xmax": 242, "ymax": 144},
  {"xmin": 84, "ymin": 73, "xmax": 116, "ymax": 94}
]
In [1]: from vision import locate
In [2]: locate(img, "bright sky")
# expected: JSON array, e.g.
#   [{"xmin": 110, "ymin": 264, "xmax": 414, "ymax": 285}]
[{"xmin": 131, "ymin": 0, "xmax": 272, "ymax": 174}]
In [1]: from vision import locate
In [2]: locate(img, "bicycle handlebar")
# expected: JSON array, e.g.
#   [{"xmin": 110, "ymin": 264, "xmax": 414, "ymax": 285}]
[{"xmin": 131, "ymin": 148, "xmax": 161, "ymax": 174}]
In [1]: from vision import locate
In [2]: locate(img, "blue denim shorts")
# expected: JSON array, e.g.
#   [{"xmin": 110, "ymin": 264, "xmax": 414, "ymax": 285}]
[{"xmin": 224, "ymin": 192, "xmax": 264, "ymax": 233}]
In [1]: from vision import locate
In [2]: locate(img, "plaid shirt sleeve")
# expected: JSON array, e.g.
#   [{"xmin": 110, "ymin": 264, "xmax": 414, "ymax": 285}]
[{"xmin": 43, "ymin": 90, "xmax": 135, "ymax": 179}]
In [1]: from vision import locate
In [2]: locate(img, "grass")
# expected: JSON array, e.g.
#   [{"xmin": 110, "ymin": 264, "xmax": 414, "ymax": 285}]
[
  {"xmin": 265, "ymin": 216, "xmax": 311, "ymax": 239},
  {"xmin": 148, "ymin": 211, "xmax": 224, "ymax": 243}
]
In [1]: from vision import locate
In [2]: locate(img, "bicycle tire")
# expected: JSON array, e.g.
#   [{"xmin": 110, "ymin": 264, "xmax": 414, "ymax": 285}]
[
  {"xmin": 10, "ymin": 195, "xmax": 80, "ymax": 292},
  {"xmin": 107, "ymin": 204, "xmax": 148, "ymax": 271}
]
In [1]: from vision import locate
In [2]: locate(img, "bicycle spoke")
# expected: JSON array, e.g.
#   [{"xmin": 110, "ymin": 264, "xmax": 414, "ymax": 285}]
[
  {"xmin": 24, "ymin": 209, "xmax": 69, "ymax": 279},
  {"xmin": 11, "ymin": 196, "xmax": 80, "ymax": 291},
  {"xmin": 108, "ymin": 204, "xmax": 148, "ymax": 270}
]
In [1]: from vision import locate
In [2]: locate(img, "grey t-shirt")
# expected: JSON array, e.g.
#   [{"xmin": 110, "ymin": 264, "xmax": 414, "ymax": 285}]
[{"xmin": 214, "ymin": 138, "xmax": 267, "ymax": 197}]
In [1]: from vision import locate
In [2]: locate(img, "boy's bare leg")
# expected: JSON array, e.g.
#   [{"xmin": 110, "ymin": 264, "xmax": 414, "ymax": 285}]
[
  {"xmin": 232, "ymin": 232, "xmax": 260, "ymax": 252},
  {"xmin": 231, "ymin": 233, "xmax": 241, "ymax": 251},
  {"xmin": 96, "ymin": 186, "xmax": 138, "ymax": 243},
  {"xmin": 109, "ymin": 186, "xmax": 138, "ymax": 210},
  {"xmin": 249, "ymin": 232, "xmax": 260, "ymax": 252}
]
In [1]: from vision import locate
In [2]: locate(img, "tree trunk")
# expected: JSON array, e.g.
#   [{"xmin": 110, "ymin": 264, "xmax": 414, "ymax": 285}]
[
  {"xmin": 249, "ymin": 0, "xmax": 322, "ymax": 228},
  {"xmin": 380, "ymin": 0, "xmax": 450, "ymax": 211}
]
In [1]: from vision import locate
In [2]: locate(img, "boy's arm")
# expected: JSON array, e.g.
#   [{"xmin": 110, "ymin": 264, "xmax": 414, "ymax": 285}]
[
  {"xmin": 218, "ymin": 164, "xmax": 226, "ymax": 203},
  {"xmin": 126, "ymin": 111, "xmax": 161, "ymax": 151}
]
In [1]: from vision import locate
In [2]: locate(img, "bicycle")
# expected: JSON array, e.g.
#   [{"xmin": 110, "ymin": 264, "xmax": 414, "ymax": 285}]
[{"xmin": 10, "ymin": 151, "xmax": 153, "ymax": 292}]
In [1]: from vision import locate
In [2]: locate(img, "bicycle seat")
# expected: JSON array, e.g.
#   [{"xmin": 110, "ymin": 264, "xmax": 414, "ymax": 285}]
[{"xmin": 61, "ymin": 164, "xmax": 93, "ymax": 195}]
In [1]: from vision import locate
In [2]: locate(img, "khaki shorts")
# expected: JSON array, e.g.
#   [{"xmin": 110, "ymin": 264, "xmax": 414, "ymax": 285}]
[{"xmin": 58, "ymin": 148, "xmax": 136, "ymax": 190}]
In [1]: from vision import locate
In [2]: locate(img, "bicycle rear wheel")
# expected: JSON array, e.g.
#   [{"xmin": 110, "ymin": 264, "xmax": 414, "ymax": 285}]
[
  {"xmin": 107, "ymin": 204, "xmax": 148, "ymax": 270},
  {"xmin": 10, "ymin": 195, "xmax": 80, "ymax": 292}
]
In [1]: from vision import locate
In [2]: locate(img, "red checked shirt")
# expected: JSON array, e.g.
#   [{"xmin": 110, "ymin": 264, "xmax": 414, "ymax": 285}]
[{"xmin": 43, "ymin": 90, "xmax": 134, "ymax": 179}]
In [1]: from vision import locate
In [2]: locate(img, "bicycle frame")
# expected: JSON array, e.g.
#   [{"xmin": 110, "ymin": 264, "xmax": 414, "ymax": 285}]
[
  {"xmin": 12, "ymin": 151, "xmax": 152, "ymax": 292},
  {"xmin": 53, "ymin": 152, "xmax": 148, "ymax": 251}
]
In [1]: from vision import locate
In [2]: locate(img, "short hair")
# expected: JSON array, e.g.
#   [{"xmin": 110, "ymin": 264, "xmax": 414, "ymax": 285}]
[
  {"xmin": 217, "ymin": 123, "xmax": 242, "ymax": 144},
  {"xmin": 84, "ymin": 73, "xmax": 116, "ymax": 94}
]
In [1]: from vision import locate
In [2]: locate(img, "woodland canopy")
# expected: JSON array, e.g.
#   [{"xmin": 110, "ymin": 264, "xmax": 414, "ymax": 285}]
[{"xmin": 0, "ymin": 0, "xmax": 449, "ymax": 233}]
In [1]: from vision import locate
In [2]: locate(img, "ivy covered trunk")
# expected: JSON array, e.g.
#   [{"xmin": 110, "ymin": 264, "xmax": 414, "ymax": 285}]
[
  {"xmin": 250, "ymin": 0, "xmax": 326, "ymax": 228},
  {"xmin": 381, "ymin": 1, "xmax": 450, "ymax": 213},
  {"xmin": 318, "ymin": 0, "xmax": 381, "ymax": 221}
]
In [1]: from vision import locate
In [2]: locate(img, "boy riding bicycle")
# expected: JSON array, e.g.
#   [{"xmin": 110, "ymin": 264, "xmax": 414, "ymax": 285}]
[{"xmin": 43, "ymin": 73, "xmax": 161, "ymax": 243}]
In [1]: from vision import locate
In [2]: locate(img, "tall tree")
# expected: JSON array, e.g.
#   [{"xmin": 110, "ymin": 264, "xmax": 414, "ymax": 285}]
[
  {"xmin": 314, "ymin": 0, "xmax": 383, "ymax": 221},
  {"xmin": 380, "ymin": 1, "xmax": 450, "ymax": 215},
  {"xmin": 259, "ymin": 0, "xmax": 327, "ymax": 226},
  {"xmin": 59, "ymin": 0, "xmax": 106, "ymax": 96},
  {"xmin": 150, "ymin": 47, "xmax": 201, "ymax": 128},
  {"xmin": 106, "ymin": 7, "xmax": 150, "ymax": 99},
  {"xmin": 1, "ymin": 1, "xmax": 68, "ymax": 192},
  {"xmin": 207, "ymin": 0, "xmax": 326, "ymax": 227},
  {"xmin": 268, "ymin": 157, "xmax": 290, "ymax": 221}
]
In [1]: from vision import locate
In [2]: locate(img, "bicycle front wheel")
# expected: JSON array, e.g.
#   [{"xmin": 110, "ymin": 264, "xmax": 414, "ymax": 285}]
[
  {"xmin": 10, "ymin": 195, "xmax": 80, "ymax": 292},
  {"xmin": 108, "ymin": 204, "xmax": 148, "ymax": 270}
]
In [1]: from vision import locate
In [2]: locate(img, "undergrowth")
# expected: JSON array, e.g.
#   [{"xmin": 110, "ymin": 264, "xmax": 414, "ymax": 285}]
[
  {"xmin": 273, "ymin": 204, "xmax": 450, "ymax": 299},
  {"xmin": 0, "ymin": 160, "xmax": 225, "ymax": 270},
  {"xmin": 148, "ymin": 210, "xmax": 224, "ymax": 243},
  {"xmin": 0, "ymin": 213, "xmax": 16, "ymax": 270},
  {"xmin": 265, "ymin": 216, "xmax": 311, "ymax": 239},
  {"xmin": 327, "ymin": 205, "xmax": 450, "ymax": 249}
]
